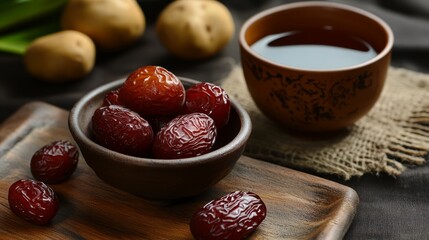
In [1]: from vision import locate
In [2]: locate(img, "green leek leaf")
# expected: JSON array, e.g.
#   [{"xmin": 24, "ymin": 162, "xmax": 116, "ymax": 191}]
[
  {"xmin": 0, "ymin": 0, "xmax": 67, "ymax": 55},
  {"xmin": 0, "ymin": 0, "xmax": 67, "ymax": 32},
  {"xmin": 0, "ymin": 21, "xmax": 60, "ymax": 55}
]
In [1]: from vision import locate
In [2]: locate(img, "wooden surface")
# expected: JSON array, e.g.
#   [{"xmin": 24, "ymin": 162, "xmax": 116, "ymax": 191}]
[{"xmin": 0, "ymin": 102, "xmax": 359, "ymax": 240}]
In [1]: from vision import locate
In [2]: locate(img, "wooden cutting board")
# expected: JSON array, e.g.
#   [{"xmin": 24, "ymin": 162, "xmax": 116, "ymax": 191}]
[{"xmin": 0, "ymin": 102, "xmax": 358, "ymax": 239}]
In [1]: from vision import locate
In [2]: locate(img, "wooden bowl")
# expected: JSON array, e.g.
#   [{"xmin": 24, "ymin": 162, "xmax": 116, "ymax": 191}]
[
  {"xmin": 239, "ymin": 1, "xmax": 393, "ymax": 132},
  {"xmin": 68, "ymin": 77, "xmax": 251, "ymax": 201}
]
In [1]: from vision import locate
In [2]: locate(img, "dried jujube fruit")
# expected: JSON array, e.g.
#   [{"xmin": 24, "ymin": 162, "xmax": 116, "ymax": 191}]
[
  {"xmin": 183, "ymin": 82, "xmax": 231, "ymax": 129},
  {"xmin": 190, "ymin": 191, "xmax": 267, "ymax": 240},
  {"xmin": 119, "ymin": 65, "xmax": 185, "ymax": 116},
  {"xmin": 92, "ymin": 105, "xmax": 154, "ymax": 157},
  {"xmin": 152, "ymin": 113, "xmax": 217, "ymax": 159},
  {"xmin": 31, "ymin": 140, "xmax": 79, "ymax": 184},
  {"xmin": 8, "ymin": 179, "xmax": 59, "ymax": 225},
  {"xmin": 102, "ymin": 89, "xmax": 122, "ymax": 106},
  {"xmin": 92, "ymin": 65, "xmax": 234, "ymax": 159}
]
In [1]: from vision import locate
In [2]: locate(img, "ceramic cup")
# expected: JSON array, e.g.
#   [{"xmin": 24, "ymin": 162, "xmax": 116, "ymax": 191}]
[{"xmin": 239, "ymin": 1, "xmax": 393, "ymax": 132}]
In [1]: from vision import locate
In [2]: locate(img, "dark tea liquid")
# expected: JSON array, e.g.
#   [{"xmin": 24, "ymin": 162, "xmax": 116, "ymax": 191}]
[{"xmin": 251, "ymin": 29, "xmax": 378, "ymax": 70}]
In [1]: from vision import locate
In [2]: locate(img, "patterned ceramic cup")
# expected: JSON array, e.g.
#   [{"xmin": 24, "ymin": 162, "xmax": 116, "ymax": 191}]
[{"xmin": 239, "ymin": 1, "xmax": 393, "ymax": 132}]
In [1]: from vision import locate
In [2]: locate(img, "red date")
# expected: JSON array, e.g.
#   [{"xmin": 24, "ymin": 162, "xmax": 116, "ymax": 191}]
[
  {"xmin": 8, "ymin": 179, "xmax": 59, "ymax": 225},
  {"xmin": 31, "ymin": 140, "xmax": 79, "ymax": 184},
  {"xmin": 190, "ymin": 191, "xmax": 267, "ymax": 240},
  {"xmin": 183, "ymin": 82, "xmax": 231, "ymax": 129},
  {"xmin": 92, "ymin": 105, "xmax": 154, "ymax": 157},
  {"xmin": 119, "ymin": 65, "xmax": 185, "ymax": 116},
  {"xmin": 102, "ymin": 89, "xmax": 122, "ymax": 106},
  {"xmin": 152, "ymin": 113, "xmax": 216, "ymax": 159}
]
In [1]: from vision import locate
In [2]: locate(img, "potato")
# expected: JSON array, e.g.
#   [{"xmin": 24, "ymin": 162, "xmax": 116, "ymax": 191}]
[
  {"xmin": 24, "ymin": 30, "xmax": 96, "ymax": 82},
  {"xmin": 61, "ymin": 0, "xmax": 145, "ymax": 52},
  {"xmin": 156, "ymin": 0, "xmax": 235, "ymax": 60}
]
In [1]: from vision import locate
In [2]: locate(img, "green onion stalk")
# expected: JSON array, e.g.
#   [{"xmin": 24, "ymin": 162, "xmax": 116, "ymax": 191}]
[{"xmin": 0, "ymin": 0, "xmax": 67, "ymax": 55}]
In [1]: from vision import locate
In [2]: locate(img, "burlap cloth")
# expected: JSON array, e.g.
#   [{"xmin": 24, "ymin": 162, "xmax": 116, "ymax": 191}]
[{"xmin": 221, "ymin": 66, "xmax": 429, "ymax": 180}]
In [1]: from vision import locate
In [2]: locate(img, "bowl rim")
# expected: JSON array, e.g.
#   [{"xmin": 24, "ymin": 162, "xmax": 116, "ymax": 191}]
[
  {"xmin": 69, "ymin": 77, "xmax": 252, "ymax": 167},
  {"xmin": 239, "ymin": 1, "xmax": 394, "ymax": 73}
]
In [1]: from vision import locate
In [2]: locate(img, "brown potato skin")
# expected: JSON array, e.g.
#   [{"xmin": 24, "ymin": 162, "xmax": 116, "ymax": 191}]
[
  {"xmin": 61, "ymin": 0, "xmax": 146, "ymax": 52},
  {"xmin": 156, "ymin": 0, "xmax": 235, "ymax": 60},
  {"xmin": 24, "ymin": 30, "xmax": 96, "ymax": 82}
]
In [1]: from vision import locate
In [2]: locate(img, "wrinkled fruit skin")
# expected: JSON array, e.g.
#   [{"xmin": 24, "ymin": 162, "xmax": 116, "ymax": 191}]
[
  {"xmin": 119, "ymin": 65, "xmax": 185, "ymax": 116},
  {"xmin": 31, "ymin": 140, "xmax": 79, "ymax": 184},
  {"xmin": 184, "ymin": 82, "xmax": 231, "ymax": 129},
  {"xmin": 190, "ymin": 191, "xmax": 267, "ymax": 240},
  {"xmin": 92, "ymin": 105, "xmax": 154, "ymax": 157},
  {"xmin": 102, "ymin": 89, "xmax": 122, "ymax": 106},
  {"xmin": 8, "ymin": 179, "xmax": 59, "ymax": 225},
  {"xmin": 152, "ymin": 113, "xmax": 216, "ymax": 159}
]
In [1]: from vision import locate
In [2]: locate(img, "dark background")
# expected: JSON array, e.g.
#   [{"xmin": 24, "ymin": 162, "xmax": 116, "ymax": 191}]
[{"xmin": 1, "ymin": 0, "xmax": 428, "ymax": 239}]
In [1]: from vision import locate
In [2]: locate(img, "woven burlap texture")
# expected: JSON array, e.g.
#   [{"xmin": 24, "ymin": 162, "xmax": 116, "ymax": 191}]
[{"xmin": 221, "ymin": 66, "xmax": 429, "ymax": 180}]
